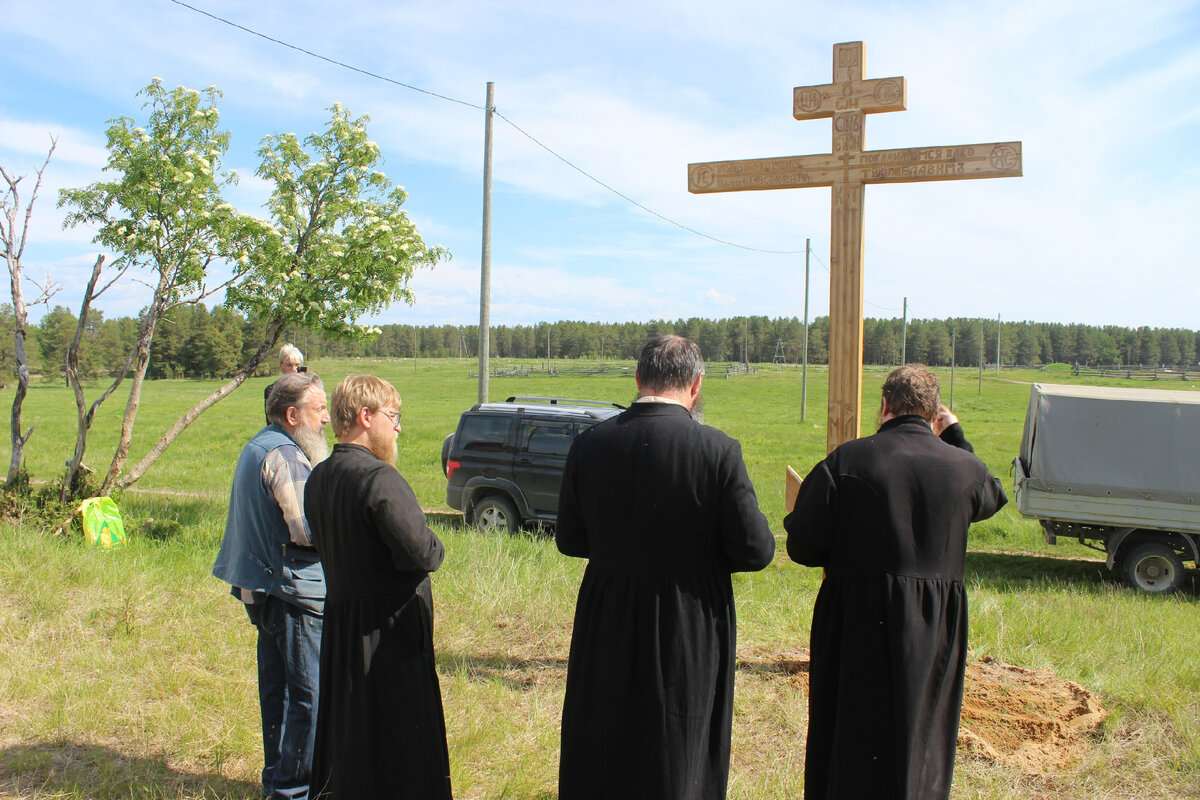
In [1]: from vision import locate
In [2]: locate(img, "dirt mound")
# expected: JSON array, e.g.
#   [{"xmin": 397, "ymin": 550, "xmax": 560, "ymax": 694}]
[
  {"xmin": 959, "ymin": 656, "xmax": 1108, "ymax": 772},
  {"xmin": 740, "ymin": 649, "xmax": 1107, "ymax": 773}
]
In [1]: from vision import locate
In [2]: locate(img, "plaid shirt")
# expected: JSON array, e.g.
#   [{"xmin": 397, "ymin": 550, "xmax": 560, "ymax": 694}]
[{"xmin": 234, "ymin": 443, "xmax": 315, "ymax": 604}]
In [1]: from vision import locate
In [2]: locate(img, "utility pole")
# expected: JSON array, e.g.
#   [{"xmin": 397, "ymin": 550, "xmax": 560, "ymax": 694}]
[
  {"xmin": 801, "ymin": 238, "xmax": 810, "ymax": 422},
  {"xmin": 901, "ymin": 296, "xmax": 908, "ymax": 365},
  {"xmin": 996, "ymin": 313, "xmax": 1002, "ymax": 375},
  {"xmin": 950, "ymin": 326, "xmax": 956, "ymax": 410},
  {"xmin": 743, "ymin": 320, "xmax": 749, "ymax": 367},
  {"xmin": 477, "ymin": 81, "xmax": 495, "ymax": 404},
  {"xmin": 978, "ymin": 319, "xmax": 984, "ymax": 394}
]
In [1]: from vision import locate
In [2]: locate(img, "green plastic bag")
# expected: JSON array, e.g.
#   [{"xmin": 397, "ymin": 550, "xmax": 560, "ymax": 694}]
[{"xmin": 80, "ymin": 496, "xmax": 126, "ymax": 548}]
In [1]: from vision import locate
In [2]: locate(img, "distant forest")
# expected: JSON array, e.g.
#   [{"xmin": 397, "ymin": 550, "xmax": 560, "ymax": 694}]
[{"xmin": 25, "ymin": 302, "xmax": 1200, "ymax": 380}]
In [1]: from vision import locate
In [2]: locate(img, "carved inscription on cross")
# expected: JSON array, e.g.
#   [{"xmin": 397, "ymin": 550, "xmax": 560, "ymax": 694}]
[{"xmin": 689, "ymin": 41, "xmax": 1021, "ymax": 453}]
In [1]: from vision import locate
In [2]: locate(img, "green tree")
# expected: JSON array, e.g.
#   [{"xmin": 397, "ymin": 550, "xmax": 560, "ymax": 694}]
[
  {"xmin": 808, "ymin": 317, "xmax": 830, "ymax": 364},
  {"xmin": 1093, "ymin": 328, "xmax": 1119, "ymax": 365},
  {"xmin": 1176, "ymin": 330, "xmax": 1195, "ymax": 367},
  {"xmin": 0, "ymin": 305, "xmax": 15, "ymax": 385},
  {"xmin": 1158, "ymin": 329, "xmax": 1181, "ymax": 367},
  {"xmin": 1073, "ymin": 325, "xmax": 1099, "ymax": 366},
  {"xmin": 1136, "ymin": 327, "xmax": 1159, "ymax": 366},
  {"xmin": 1013, "ymin": 323, "xmax": 1039, "ymax": 365},
  {"xmin": 202, "ymin": 307, "xmax": 243, "ymax": 377},
  {"xmin": 116, "ymin": 103, "xmax": 447, "ymax": 491},
  {"xmin": 59, "ymin": 79, "xmax": 263, "ymax": 497},
  {"xmin": 923, "ymin": 320, "xmax": 951, "ymax": 366},
  {"xmin": 36, "ymin": 305, "xmax": 77, "ymax": 378}
]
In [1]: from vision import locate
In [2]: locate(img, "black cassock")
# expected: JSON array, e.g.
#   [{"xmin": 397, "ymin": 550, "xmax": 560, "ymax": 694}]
[
  {"xmin": 785, "ymin": 415, "xmax": 1006, "ymax": 800},
  {"xmin": 556, "ymin": 402, "xmax": 776, "ymax": 800},
  {"xmin": 304, "ymin": 443, "xmax": 451, "ymax": 800}
]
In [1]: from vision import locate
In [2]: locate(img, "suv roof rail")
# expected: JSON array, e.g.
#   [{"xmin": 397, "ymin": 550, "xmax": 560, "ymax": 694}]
[{"xmin": 503, "ymin": 396, "xmax": 626, "ymax": 410}]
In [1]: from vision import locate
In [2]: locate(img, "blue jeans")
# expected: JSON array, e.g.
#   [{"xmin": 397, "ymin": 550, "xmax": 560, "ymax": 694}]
[{"xmin": 245, "ymin": 596, "xmax": 322, "ymax": 800}]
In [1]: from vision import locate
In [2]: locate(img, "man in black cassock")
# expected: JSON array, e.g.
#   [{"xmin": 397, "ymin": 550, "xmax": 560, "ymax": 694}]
[
  {"xmin": 556, "ymin": 334, "xmax": 776, "ymax": 800},
  {"xmin": 785, "ymin": 365, "xmax": 1007, "ymax": 800},
  {"xmin": 304, "ymin": 375, "xmax": 451, "ymax": 800}
]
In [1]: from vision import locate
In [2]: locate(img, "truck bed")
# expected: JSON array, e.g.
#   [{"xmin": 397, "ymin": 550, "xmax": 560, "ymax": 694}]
[{"xmin": 1014, "ymin": 457, "xmax": 1200, "ymax": 535}]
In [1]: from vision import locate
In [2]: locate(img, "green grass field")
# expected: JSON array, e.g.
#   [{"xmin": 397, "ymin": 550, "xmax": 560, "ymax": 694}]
[{"xmin": 1, "ymin": 360, "xmax": 1198, "ymax": 799}]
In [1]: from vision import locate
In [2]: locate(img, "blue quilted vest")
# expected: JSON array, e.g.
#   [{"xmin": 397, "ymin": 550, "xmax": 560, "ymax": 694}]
[{"xmin": 213, "ymin": 425, "xmax": 325, "ymax": 615}]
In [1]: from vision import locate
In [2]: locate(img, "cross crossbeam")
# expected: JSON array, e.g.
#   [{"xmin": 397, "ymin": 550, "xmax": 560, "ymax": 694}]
[{"xmin": 688, "ymin": 142, "xmax": 1022, "ymax": 193}]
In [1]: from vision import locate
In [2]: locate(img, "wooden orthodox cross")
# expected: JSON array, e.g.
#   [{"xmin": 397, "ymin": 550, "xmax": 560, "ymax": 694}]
[{"xmin": 689, "ymin": 41, "xmax": 1022, "ymax": 453}]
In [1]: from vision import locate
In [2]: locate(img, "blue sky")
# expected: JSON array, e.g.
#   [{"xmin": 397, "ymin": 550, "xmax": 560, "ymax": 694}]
[{"xmin": 4, "ymin": 0, "xmax": 1199, "ymax": 329}]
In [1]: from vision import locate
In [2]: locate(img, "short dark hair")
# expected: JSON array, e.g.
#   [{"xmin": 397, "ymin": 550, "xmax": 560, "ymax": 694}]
[
  {"xmin": 881, "ymin": 365, "xmax": 940, "ymax": 420},
  {"xmin": 636, "ymin": 335, "xmax": 704, "ymax": 393},
  {"xmin": 266, "ymin": 372, "xmax": 324, "ymax": 426}
]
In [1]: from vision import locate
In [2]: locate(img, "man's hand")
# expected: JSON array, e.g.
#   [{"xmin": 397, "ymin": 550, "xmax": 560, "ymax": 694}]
[{"xmin": 931, "ymin": 405, "xmax": 959, "ymax": 436}]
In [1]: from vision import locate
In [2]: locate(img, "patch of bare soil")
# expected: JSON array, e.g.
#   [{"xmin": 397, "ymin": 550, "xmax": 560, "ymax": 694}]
[
  {"xmin": 739, "ymin": 648, "xmax": 1108, "ymax": 773},
  {"xmin": 959, "ymin": 656, "xmax": 1108, "ymax": 772}
]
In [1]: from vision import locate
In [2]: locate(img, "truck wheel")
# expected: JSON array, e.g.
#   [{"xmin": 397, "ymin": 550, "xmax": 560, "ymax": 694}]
[
  {"xmin": 1120, "ymin": 543, "xmax": 1186, "ymax": 593},
  {"xmin": 473, "ymin": 495, "xmax": 519, "ymax": 535}
]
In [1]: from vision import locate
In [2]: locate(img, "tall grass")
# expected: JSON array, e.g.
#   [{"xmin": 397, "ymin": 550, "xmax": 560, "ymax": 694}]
[{"xmin": 2, "ymin": 360, "xmax": 1199, "ymax": 798}]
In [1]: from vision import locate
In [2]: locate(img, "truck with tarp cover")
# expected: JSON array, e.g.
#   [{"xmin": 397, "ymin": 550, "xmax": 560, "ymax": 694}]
[{"xmin": 1013, "ymin": 383, "xmax": 1200, "ymax": 593}]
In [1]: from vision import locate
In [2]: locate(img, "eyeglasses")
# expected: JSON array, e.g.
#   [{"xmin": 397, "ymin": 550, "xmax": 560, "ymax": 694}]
[{"xmin": 378, "ymin": 409, "xmax": 402, "ymax": 428}]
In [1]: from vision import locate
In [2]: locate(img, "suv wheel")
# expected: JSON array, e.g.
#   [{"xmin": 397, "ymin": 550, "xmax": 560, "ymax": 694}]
[{"xmin": 473, "ymin": 495, "xmax": 520, "ymax": 535}]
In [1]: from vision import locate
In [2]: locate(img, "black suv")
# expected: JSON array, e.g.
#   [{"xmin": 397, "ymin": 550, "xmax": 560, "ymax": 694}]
[{"xmin": 442, "ymin": 396, "xmax": 624, "ymax": 533}]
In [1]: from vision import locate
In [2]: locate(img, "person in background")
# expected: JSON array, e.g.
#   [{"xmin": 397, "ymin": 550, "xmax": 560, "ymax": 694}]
[
  {"xmin": 785, "ymin": 364, "xmax": 1007, "ymax": 800},
  {"xmin": 305, "ymin": 375, "xmax": 451, "ymax": 800},
  {"xmin": 266, "ymin": 344, "xmax": 306, "ymax": 422},
  {"xmin": 555, "ymin": 334, "xmax": 776, "ymax": 800},
  {"xmin": 213, "ymin": 371, "xmax": 330, "ymax": 800}
]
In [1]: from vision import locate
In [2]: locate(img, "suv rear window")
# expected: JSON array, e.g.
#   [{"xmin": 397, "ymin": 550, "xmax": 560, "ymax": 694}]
[{"xmin": 459, "ymin": 415, "xmax": 514, "ymax": 451}]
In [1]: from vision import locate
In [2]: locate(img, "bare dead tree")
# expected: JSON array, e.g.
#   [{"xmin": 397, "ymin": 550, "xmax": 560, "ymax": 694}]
[{"xmin": 1, "ymin": 140, "xmax": 62, "ymax": 486}]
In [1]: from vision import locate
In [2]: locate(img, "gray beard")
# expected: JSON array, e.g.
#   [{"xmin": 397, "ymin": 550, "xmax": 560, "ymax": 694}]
[
  {"xmin": 690, "ymin": 391, "xmax": 705, "ymax": 424},
  {"xmin": 293, "ymin": 423, "xmax": 330, "ymax": 464}
]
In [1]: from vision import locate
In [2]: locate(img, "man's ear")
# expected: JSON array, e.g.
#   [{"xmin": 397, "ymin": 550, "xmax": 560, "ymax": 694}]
[
  {"xmin": 285, "ymin": 405, "xmax": 301, "ymax": 427},
  {"xmin": 690, "ymin": 373, "xmax": 703, "ymax": 398},
  {"xmin": 357, "ymin": 405, "xmax": 373, "ymax": 429},
  {"xmin": 634, "ymin": 371, "xmax": 643, "ymax": 393}
]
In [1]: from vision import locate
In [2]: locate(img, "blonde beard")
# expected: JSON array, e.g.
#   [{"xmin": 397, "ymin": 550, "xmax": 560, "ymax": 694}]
[
  {"xmin": 292, "ymin": 422, "xmax": 330, "ymax": 464},
  {"xmin": 366, "ymin": 424, "xmax": 397, "ymax": 465}
]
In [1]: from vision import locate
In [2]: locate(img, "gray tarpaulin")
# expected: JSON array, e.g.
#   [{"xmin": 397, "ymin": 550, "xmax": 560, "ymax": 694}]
[{"xmin": 1020, "ymin": 383, "xmax": 1200, "ymax": 504}]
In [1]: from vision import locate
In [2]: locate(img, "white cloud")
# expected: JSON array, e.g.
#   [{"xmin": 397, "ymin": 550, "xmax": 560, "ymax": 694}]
[
  {"xmin": 0, "ymin": 119, "xmax": 107, "ymax": 167},
  {"xmin": 706, "ymin": 288, "xmax": 735, "ymax": 305}
]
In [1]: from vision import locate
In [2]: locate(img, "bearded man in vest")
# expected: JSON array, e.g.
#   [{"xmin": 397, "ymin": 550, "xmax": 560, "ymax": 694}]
[{"xmin": 214, "ymin": 371, "xmax": 331, "ymax": 800}]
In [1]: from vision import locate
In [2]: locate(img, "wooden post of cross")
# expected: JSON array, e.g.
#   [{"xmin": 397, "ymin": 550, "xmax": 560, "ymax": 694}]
[{"xmin": 689, "ymin": 41, "xmax": 1021, "ymax": 453}]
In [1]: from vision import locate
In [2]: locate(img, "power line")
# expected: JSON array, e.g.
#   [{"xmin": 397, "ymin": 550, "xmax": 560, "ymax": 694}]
[
  {"xmin": 494, "ymin": 112, "xmax": 804, "ymax": 255},
  {"xmin": 166, "ymin": 0, "xmax": 482, "ymax": 110},
  {"xmin": 808, "ymin": 249, "xmax": 896, "ymax": 310},
  {"xmin": 164, "ymin": 0, "xmax": 811, "ymax": 257}
]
